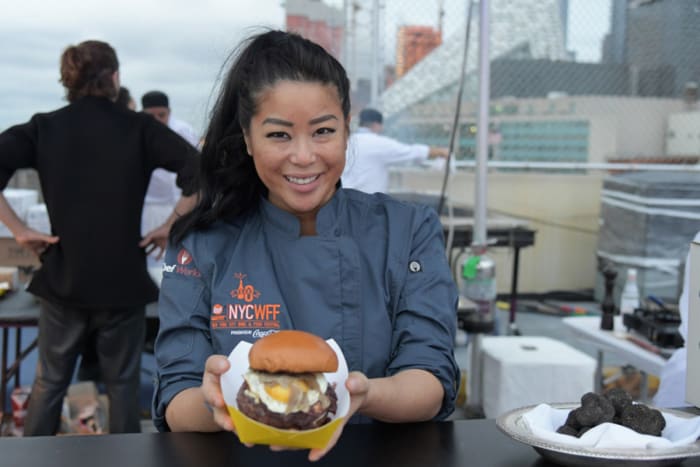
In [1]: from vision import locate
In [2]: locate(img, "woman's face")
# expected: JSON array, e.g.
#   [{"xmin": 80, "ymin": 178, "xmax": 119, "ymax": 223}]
[{"xmin": 244, "ymin": 80, "xmax": 348, "ymax": 225}]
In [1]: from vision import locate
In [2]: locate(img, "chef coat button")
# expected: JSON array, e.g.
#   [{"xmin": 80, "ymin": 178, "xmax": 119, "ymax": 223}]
[
  {"xmin": 409, "ymin": 261, "xmax": 421, "ymax": 273},
  {"xmin": 334, "ymin": 228, "xmax": 340, "ymax": 236}
]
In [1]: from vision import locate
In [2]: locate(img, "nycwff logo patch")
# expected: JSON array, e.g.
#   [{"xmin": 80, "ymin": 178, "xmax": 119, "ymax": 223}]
[{"xmin": 210, "ymin": 273, "xmax": 281, "ymax": 331}]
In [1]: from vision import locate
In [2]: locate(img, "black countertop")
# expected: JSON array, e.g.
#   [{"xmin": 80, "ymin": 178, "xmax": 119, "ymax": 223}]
[
  {"xmin": 3, "ymin": 418, "xmax": 699, "ymax": 467},
  {"xmin": 0, "ymin": 419, "xmax": 538, "ymax": 467}
]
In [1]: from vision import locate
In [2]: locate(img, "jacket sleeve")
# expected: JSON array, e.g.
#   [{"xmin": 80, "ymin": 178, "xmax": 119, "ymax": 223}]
[
  {"xmin": 387, "ymin": 206, "xmax": 460, "ymax": 420},
  {"xmin": 377, "ymin": 134, "xmax": 430, "ymax": 166},
  {"xmin": 0, "ymin": 119, "xmax": 39, "ymax": 189},
  {"xmin": 152, "ymin": 238, "xmax": 212, "ymax": 432},
  {"xmin": 143, "ymin": 117, "xmax": 199, "ymax": 197}
]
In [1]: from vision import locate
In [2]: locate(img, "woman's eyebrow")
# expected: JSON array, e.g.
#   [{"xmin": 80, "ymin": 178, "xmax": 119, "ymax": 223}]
[
  {"xmin": 309, "ymin": 114, "xmax": 338, "ymax": 125},
  {"xmin": 262, "ymin": 117, "xmax": 293, "ymax": 127},
  {"xmin": 261, "ymin": 114, "xmax": 338, "ymax": 126}
]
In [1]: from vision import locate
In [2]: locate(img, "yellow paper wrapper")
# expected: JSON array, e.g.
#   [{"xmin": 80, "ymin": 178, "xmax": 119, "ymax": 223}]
[{"xmin": 220, "ymin": 338, "xmax": 349, "ymax": 449}]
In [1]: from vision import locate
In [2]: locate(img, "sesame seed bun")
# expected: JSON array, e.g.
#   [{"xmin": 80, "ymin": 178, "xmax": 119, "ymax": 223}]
[{"xmin": 248, "ymin": 330, "xmax": 338, "ymax": 374}]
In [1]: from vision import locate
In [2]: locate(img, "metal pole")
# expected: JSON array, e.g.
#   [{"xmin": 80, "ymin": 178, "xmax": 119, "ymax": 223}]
[
  {"xmin": 370, "ymin": 0, "xmax": 380, "ymax": 106},
  {"xmin": 342, "ymin": 0, "xmax": 350, "ymax": 67},
  {"xmin": 474, "ymin": 0, "xmax": 490, "ymax": 247}
]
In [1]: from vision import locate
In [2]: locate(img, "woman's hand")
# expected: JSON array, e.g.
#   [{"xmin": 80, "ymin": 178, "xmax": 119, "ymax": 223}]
[
  {"xmin": 306, "ymin": 371, "xmax": 370, "ymax": 462},
  {"xmin": 201, "ymin": 354, "xmax": 236, "ymax": 432},
  {"xmin": 14, "ymin": 227, "xmax": 59, "ymax": 257},
  {"xmin": 139, "ymin": 223, "xmax": 170, "ymax": 260},
  {"xmin": 165, "ymin": 354, "xmax": 248, "ymax": 435}
]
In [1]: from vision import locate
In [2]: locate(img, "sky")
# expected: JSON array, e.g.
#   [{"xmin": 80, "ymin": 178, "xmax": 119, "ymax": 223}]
[{"xmin": 0, "ymin": 0, "xmax": 611, "ymax": 135}]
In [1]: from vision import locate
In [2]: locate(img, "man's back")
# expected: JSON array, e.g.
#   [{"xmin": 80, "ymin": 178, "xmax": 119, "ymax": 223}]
[{"xmin": 342, "ymin": 127, "xmax": 429, "ymax": 193}]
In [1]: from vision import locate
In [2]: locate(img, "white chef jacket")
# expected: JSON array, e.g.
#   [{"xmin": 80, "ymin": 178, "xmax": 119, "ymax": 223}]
[
  {"xmin": 142, "ymin": 116, "xmax": 198, "ymax": 229},
  {"xmin": 342, "ymin": 127, "xmax": 430, "ymax": 193},
  {"xmin": 652, "ymin": 231, "xmax": 697, "ymax": 407}
]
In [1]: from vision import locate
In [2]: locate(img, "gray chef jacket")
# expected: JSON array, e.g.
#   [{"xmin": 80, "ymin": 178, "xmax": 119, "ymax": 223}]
[{"xmin": 153, "ymin": 188, "xmax": 459, "ymax": 431}]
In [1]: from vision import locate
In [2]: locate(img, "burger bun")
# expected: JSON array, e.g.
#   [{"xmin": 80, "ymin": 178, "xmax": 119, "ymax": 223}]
[{"xmin": 249, "ymin": 330, "xmax": 338, "ymax": 374}]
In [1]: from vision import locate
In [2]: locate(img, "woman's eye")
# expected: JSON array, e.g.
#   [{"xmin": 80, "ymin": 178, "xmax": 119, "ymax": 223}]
[
  {"xmin": 315, "ymin": 127, "xmax": 336, "ymax": 136},
  {"xmin": 266, "ymin": 131, "xmax": 290, "ymax": 140}
]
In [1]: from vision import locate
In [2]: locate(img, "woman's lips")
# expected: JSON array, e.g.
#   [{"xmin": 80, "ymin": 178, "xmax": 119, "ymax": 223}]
[{"xmin": 285, "ymin": 174, "xmax": 320, "ymax": 185}]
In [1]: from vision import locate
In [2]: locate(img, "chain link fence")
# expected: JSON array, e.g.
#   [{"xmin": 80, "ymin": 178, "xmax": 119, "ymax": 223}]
[{"xmin": 287, "ymin": 0, "xmax": 700, "ymax": 298}]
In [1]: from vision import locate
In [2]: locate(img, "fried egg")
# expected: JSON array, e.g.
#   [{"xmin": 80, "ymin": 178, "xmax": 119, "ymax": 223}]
[{"xmin": 243, "ymin": 370, "xmax": 328, "ymax": 414}]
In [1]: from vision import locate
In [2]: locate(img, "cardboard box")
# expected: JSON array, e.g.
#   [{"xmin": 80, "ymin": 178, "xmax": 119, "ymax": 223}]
[
  {"xmin": 0, "ymin": 238, "xmax": 39, "ymax": 268},
  {"xmin": 686, "ymin": 241, "xmax": 700, "ymax": 408}
]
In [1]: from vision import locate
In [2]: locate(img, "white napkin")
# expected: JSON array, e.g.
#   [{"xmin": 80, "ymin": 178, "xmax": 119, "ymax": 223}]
[{"xmin": 522, "ymin": 404, "xmax": 700, "ymax": 449}]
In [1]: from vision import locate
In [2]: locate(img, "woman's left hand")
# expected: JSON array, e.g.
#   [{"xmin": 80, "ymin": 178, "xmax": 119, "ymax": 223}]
[
  {"xmin": 267, "ymin": 371, "xmax": 369, "ymax": 461},
  {"xmin": 307, "ymin": 371, "xmax": 370, "ymax": 462}
]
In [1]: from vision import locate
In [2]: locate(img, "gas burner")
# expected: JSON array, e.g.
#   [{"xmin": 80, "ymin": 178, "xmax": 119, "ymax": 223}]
[{"xmin": 622, "ymin": 308, "xmax": 684, "ymax": 349}]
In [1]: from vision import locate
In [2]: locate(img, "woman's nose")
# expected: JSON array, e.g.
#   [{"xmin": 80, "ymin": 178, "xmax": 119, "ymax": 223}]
[{"xmin": 290, "ymin": 138, "xmax": 316, "ymax": 165}]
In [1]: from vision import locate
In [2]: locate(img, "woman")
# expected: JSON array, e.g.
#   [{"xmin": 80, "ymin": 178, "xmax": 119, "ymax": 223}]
[
  {"xmin": 153, "ymin": 30, "xmax": 458, "ymax": 461},
  {"xmin": 0, "ymin": 40, "xmax": 198, "ymax": 435}
]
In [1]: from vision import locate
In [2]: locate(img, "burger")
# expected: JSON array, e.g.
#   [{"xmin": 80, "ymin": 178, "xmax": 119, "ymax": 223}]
[{"xmin": 236, "ymin": 330, "xmax": 339, "ymax": 430}]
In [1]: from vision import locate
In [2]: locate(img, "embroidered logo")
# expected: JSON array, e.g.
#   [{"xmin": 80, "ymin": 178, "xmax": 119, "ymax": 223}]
[
  {"xmin": 162, "ymin": 248, "xmax": 201, "ymax": 277},
  {"xmin": 230, "ymin": 273, "xmax": 261, "ymax": 302},
  {"xmin": 210, "ymin": 273, "xmax": 281, "ymax": 331},
  {"xmin": 177, "ymin": 249, "xmax": 193, "ymax": 265}
]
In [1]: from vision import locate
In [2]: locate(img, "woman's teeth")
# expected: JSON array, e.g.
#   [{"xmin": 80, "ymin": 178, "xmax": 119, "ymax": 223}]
[{"xmin": 286, "ymin": 175, "xmax": 318, "ymax": 185}]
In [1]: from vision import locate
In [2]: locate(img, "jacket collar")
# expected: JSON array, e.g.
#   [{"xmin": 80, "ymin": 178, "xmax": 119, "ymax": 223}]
[{"xmin": 259, "ymin": 189, "xmax": 345, "ymax": 238}]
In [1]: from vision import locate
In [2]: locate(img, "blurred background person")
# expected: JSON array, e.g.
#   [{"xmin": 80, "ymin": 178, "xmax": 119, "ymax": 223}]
[
  {"xmin": 140, "ymin": 90, "xmax": 200, "ymax": 269},
  {"xmin": 116, "ymin": 86, "xmax": 136, "ymax": 110},
  {"xmin": 0, "ymin": 40, "xmax": 199, "ymax": 435},
  {"xmin": 342, "ymin": 107, "xmax": 449, "ymax": 194}
]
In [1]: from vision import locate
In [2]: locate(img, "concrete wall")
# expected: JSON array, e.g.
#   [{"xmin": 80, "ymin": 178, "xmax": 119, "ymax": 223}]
[{"xmin": 390, "ymin": 167, "xmax": 605, "ymax": 294}]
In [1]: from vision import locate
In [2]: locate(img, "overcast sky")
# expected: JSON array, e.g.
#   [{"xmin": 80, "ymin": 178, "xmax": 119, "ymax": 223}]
[
  {"xmin": 1, "ymin": 0, "xmax": 610, "ymax": 135},
  {"xmin": 0, "ymin": 0, "xmax": 286, "ymax": 134}
]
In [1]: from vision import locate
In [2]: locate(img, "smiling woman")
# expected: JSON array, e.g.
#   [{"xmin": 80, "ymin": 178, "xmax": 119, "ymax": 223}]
[
  {"xmin": 244, "ymin": 81, "xmax": 348, "ymax": 234},
  {"xmin": 153, "ymin": 29, "xmax": 459, "ymax": 463}
]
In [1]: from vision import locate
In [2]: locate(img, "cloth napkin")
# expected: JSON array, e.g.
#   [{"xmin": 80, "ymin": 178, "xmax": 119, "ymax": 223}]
[{"xmin": 522, "ymin": 404, "xmax": 700, "ymax": 450}]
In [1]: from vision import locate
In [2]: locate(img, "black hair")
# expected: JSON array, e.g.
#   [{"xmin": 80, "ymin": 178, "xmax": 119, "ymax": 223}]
[
  {"xmin": 115, "ymin": 87, "xmax": 133, "ymax": 109},
  {"xmin": 171, "ymin": 29, "xmax": 351, "ymax": 244},
  {"xmin": 359, "ymin": 108, "xmax": 383, "ymax": 126}
]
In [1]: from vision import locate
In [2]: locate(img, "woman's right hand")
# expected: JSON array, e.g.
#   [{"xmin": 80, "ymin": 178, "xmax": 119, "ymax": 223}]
[
  {"xmin": 201, "ymin": 354, "xmax": 236, "ymax": 432},
  {"xmin": 14, "ymin": 227, "xmax": 59, "ymax": 257}
]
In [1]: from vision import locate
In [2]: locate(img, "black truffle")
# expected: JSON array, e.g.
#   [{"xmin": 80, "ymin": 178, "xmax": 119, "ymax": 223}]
[
  {"xmin": 556, "ymin": 424, "xmax": 579, "ymax": 436},
  {"xmin": 556, "ymin": 389, "xmax": 667, "ymax": 438},
  {"xmin": 620, "ymin": 404, "xmax": 666, "ymax": 437},
  {"xmin": 574, "ymin": 392, "xmax": 615, "ymax": 427},
  {"xmin": 606, "ymin": 388, "xmax": 633, "ymax": 417}
]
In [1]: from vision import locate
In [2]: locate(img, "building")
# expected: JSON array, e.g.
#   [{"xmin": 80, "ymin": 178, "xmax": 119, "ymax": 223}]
[
  {"xmin": 602, "ymin": 0, "xmax": 700, "ymax": 98},
  {"xmin": 601, "ymin": 0, "xmax": 628, "ymax": 65},
  {"xmin": 285, "ymin": 0, "xmax": 344, "ymax": 61},
  {"xmin": 380, "ymin": 0, "xmax": 569, "ymax": 118},
  {"xmin": 395, "ymin": 26, "xmax": 442, "ymax": 78},
  {"xmin": 387, "ymin": 95, "xmax": 685, "ymax": 164}
]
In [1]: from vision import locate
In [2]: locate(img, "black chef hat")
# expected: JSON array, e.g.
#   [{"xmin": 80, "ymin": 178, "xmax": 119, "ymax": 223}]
[
  {"xmin": 141, "ymin": 90, "xmax": 169, "ymax": 109},
  {"xmin": 359, "ymin": 108, "xmax": 383, "ymax": 126}
]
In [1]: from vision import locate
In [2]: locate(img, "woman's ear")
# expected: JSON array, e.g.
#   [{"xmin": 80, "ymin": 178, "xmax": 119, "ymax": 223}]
[{"xmin": 243, "ymin": 131, "xmax": 252, "ymax": 156}]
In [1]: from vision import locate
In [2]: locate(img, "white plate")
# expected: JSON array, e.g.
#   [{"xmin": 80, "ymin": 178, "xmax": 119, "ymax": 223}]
[{"xmin": 496, "ymin": 403, "xmax": 700, "ymax": 467}]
